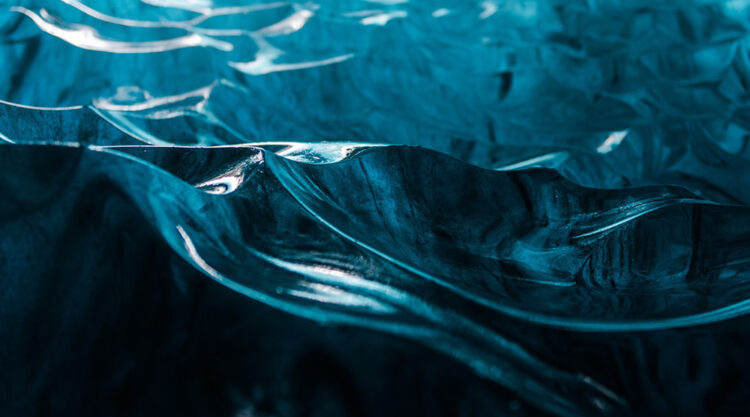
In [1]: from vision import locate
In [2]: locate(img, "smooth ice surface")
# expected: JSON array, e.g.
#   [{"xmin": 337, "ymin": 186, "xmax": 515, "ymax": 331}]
[{"xmin": 3, "ymin": 1, "xmax": 750, "ymax": 416}]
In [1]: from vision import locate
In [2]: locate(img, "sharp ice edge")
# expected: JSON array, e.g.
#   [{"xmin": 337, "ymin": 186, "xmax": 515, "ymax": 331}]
[{"xmin": 5, "ymin": 1, "xmax": 750, "ymax": 415}]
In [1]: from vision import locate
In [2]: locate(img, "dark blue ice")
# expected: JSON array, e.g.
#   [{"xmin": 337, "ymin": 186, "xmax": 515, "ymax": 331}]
[{"xmin": 2, "ymin": 1, "xmax": 750, "ymax": 416}]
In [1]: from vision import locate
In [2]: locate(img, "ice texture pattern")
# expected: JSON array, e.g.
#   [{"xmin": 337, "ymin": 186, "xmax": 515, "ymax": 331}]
[{"xmin": 2, "ymin": 1, "xmax": 750, "ymax": 416}]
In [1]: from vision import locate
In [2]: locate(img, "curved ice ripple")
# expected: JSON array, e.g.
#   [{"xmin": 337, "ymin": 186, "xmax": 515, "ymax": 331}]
[
  {"xmin": 4, "ymin": 1, "xmax": 750, "ymax": 415},
  {"xmin": 6, "ymin": 135, "xmax": 750, "ymax": 415}
]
